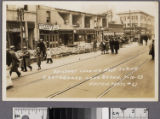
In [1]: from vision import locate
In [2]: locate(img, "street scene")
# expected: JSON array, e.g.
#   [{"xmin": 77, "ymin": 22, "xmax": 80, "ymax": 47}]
[
  {"xmin": 4, "ymin": 1, "xmax": 158, "ymax": 100},
  {"xmin": 13, "ymin": 107, "xmax": 148, "ymax": 119}
]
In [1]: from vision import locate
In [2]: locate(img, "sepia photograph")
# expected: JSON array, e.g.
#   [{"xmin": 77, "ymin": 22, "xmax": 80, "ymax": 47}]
[{"xmin": 2, "ymin": 1, "xmax": 158, "ymax": 101}]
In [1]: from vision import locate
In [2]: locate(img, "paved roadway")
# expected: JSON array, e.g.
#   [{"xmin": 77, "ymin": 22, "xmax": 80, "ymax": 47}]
[{"xmin": 7, "ymin": 42, "xmax": 155, "ymax": 99}]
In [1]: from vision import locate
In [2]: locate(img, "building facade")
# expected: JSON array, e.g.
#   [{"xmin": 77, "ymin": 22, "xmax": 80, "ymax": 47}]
[
  {"xmin": 6, "ymin": 5, "xmax": 108, "ymax": 49},
  {"xmin": 6, "ymin": 5, "xmax": 37, "ymax": 50},
  {"xmin": 36, "ymin": 5, "xmax": 108, "ymax": 48},
  {"xmin": 117, "ymin": 10, "xmax": 154, "ymax": 39}
]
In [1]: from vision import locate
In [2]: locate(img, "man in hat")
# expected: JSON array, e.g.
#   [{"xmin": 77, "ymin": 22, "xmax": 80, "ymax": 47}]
[
  {"xmin": 9, "ymin": 45, "xmax": 21, "ymax": 77},
  {"xmin": 114, "ymin": 38, "xmax": 120, "ymax": 54},
  {"xmin": 22, "ymin": 46, "xmax": 32, "ymax": 72},
  {"xmin": 37, "ymin": 39, "xmax": 46, "ymax": 60},
  {"xmin": 109, "ymin": 38, "xmax": 115, "ymax": 54}
]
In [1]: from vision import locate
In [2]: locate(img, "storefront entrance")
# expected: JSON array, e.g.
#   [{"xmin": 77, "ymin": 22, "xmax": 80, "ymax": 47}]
[
  {"xmin": 7, "ymin": 32, "xmax": 21, "ymax": 51},
  {"xmin": 59, "ymin": 30, "xmax": 73, "ymax": 46},
  {"xmin": 40, "ymin": 30, "xmax": 59, "ymax": 48}
]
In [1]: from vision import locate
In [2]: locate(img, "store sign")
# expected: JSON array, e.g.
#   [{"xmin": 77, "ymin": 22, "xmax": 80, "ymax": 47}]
[
  {"xmin": 39, "ymin": 24, "xmax": 59, "ymax": 31},
  {"xmin": 7, "ymin": 28, "xmax": 21, "ymax": 32}
]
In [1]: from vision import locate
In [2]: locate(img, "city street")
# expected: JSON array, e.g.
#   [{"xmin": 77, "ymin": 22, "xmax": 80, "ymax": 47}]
[{"xmin": 7, "ymin": 42, "xmax": 155, "ymax": 99}]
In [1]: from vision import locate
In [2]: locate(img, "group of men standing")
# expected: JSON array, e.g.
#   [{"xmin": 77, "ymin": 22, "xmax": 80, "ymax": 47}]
[{"xmin": 100, "ymin": 38, "xmax": 120, "ymax": 54}]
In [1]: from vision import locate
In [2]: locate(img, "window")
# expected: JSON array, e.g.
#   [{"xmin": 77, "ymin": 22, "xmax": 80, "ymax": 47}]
[{"xmin": 46, "ymin": 11, "xmax": 51, "ymax": 23}]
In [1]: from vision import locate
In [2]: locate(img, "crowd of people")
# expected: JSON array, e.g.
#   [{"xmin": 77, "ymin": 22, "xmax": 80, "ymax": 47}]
[{"xmin": 99, "ymin": 37, "xmax": 120, "ymax": 55}]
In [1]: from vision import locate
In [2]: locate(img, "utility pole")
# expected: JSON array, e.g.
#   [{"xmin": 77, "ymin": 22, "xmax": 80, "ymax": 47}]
[
  {"xmin": 129, "ymin": 10, "xmax": 132, "ymax": 42},
  {"xmin": 17, "ymin": 8, "xmax": 24, "ymax": 50}
]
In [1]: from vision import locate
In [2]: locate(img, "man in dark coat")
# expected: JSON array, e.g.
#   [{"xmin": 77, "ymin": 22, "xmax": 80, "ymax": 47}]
[
  {"xmin": 100, "ymin": 41, "xmax": 106, "ymax": 54},
  {"xmin": 93, "ymin": 40, "xmax": 97, "ymax": 52},
  {"xmin": 109, "ymin": 39, "xmax": 114, "ymax": 54},
  {"xmin": 37, "ymin": 39, "xmax": 46, "ymax": 60},
  {"xmin": 22, "ymin": 47, "xmax": 32, "ymax": 72},
  {"xmin": 6, "ymin": 49, "xmax": 12, "ymax": 67},
  {"xmin": 144, "ymin": 35, "xmax": 148, "ymax": 45},
  {"xmin": 114, "ymin": 39, "xmax": 120, "ymax": 54},
  {"xmin": 9, "ymin": 46, "xmax": 21, "ymax": 77},
  {"xmin": 149, "ymin": 40, "xmax": 154, "ymax": 60}
]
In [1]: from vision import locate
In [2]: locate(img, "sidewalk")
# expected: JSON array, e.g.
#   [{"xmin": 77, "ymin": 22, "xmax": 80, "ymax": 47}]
[
  {"xmin": 11, "ymin": 51, "xmax": 101, "ymax": 79},
  {"xmin": 11, "ymin": 42, "xmax": 144, "ymax": 80}
]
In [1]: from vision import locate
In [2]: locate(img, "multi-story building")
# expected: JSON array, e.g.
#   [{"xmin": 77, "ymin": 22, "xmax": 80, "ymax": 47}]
[
  {"xmin": 37, "ymin": 5, "xmax": 108, "ymax": 48},
  {"xmin": 6, "ymin": 5, "xmax": 108, "ymax": 50},
  {"xmin": 6, "ymin": 5, "xmax": 37, "ymax": 50},
  {"xmin": 117, "ymin": 10, "xmax": 154, "ymax": 39}
]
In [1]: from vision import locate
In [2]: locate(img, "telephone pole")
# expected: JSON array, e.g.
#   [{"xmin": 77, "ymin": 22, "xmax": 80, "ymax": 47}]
[{"xmin": 17, "ymin": 8, "xmax": 24, "ymax": 49}]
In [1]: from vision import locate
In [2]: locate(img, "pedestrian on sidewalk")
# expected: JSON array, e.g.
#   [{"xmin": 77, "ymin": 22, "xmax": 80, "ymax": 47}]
[
  {"xmin": 105, "ymin": 40, "xmax": 109, "ymax": 54},
  {"xmin": 37, "ymin": 39, "xmax": 46, "ymax": 60},
  {"xmin": 93, "ymin": 40, "xmax": 97, "ymax": 52},
  {"xmin": 46, "ymin": 48, "xmax": 53, "ymax": 64},
  {"xmin": 144, "ymin": 35, "xmax": 148, "ymax": 46},
  {"xmin": 100, "ymin": 41, "xmax": 106, "ymax": 54},
  {"xmin": 36, "ymin": 47, "xmax": 42, "ymax": 70},
  {"xmin": 6, "ymin": 49, "xmax": 13, "ymax": 88},
  {"xmin": 114, "ymin": 38, "xmax": 120, "ymax": 54},
  {"xmin": 149, "ymin": 40, "xmax": 154, "ymax": 60},
  {"xmin": 22, "ymin": 46, "xmax": 32, "ymax": 72},
  {"xmin": 109, "ymin": 39, "xmax": 114, "ymax": 54},
  {"xmin": 9, "ymin": 46, "xmax": 21, "ymax": 77}
]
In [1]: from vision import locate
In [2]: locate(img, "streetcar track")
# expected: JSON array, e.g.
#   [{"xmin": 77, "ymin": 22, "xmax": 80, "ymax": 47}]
[
  {"xmin": 13, "ymin": 53, "xmax": 102, "ymax": 79},
  {"xmin": 11, "ymin": 48, "xmax": 146, "ymax": 89},
  {"xmin": 97, "ymin": 59, "xmax": 149, "ymax": 98},
  {"xmin": 10, "ymin": 53, "xmax": 101, "ymax": 88},
  {"xmin": 47, "ymin": 50, "xmax": 147, "ymax": 98}
]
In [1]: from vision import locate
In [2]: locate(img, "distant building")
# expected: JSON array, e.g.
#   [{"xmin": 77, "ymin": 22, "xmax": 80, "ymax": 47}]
[
  {"xmin": 117, "ymin": 10, "xmax": 154, "ymax": 39},
  {"xmin": 103, "ymin": 23, "xmax": 124, "ymax": 36}
]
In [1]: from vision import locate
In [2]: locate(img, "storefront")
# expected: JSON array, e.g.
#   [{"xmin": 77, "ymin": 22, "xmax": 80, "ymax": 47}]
[
  {"xmin": 59, "ymin": 30, "xmax": 74, "ymax": 46},
  {"xmin": 7, "ymin": 21, "xmax": 22, "ymax": 50},
  {"xmin": 74, "ymin": 29, "xmax": 96, "ymax": 43},
  {"xmin": 7, "ymin": 21, "xmax": 35, "ymax": 50},
  {"xmin": 39, "ymin": 24, "xmax": 59, "ymax": 48}
]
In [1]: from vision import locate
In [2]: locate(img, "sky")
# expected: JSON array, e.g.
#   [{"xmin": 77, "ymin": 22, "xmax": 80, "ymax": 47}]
[
  {"xmin": 45, "ymin": 1, "xmax": 158, "ymax": 17},
  {"xmin": 5, "ymin": 1, "xmax": 158, "ymax": 21},
  {"xmin": 5, "ymin": 1, "xmax": 158, "ymax": 17}
]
